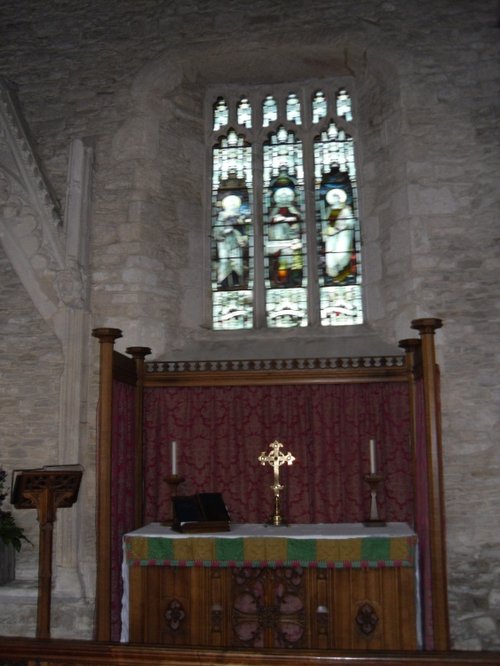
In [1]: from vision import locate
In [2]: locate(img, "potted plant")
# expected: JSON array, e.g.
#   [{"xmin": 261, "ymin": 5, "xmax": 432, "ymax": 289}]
[{"xmin": 0, "ymin": 467, "xmax": 31, "ymax": 584}]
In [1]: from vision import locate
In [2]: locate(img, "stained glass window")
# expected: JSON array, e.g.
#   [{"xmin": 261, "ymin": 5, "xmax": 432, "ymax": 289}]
[{"xmin": 209, "ymin": 84, "xmax": 363, "ymax": 330}]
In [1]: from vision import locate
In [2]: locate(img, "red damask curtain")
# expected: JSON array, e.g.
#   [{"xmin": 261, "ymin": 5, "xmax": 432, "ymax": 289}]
[
  {"xmin": 143, "ymin": 382, "xmax": 413, "ymax": 526},
  {"xmin": 111, "ymin": 379, "xmax": 136, "ymax": 642}
]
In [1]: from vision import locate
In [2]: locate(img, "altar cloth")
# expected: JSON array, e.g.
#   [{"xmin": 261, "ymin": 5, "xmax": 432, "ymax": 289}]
[
  {"xmin": 124, "ymin": 522, "xmax": 416, "ymax": 569},
  {"xmin": 121, "ymin": 522, "xmax": 419, "ymax": 644}
]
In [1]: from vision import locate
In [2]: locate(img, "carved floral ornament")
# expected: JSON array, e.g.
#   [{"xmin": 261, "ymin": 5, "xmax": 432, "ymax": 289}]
[
  {"xmin": 164, "ymin": 598, "xmax": 186, "ymax": 632},
  {"xmin": 232, "ymin": 567, "xmax": 305, "ymax": 648},
  {"xmin": 355, "ymin": 600, "xmax": 380, "ymax": 638}
]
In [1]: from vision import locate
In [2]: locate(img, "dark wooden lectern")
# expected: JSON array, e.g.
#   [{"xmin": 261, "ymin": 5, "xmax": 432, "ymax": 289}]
[{"xmin": 11, "ymin": 465, "xmax": 83, "ymax": 639}]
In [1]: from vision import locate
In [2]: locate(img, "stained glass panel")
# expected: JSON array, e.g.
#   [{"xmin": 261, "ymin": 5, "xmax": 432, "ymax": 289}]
[
  {"xmin": 212, "ymin": 131, "xmax": 254, "ymax": 329},
  {"xmin": 314, "ymin": 123, "xmax": 362, "ymax": 326},
  {"xmin": 262, "ymin": 95, "xmax": 278, "ymax": 127},
  {"xmin": 286, "ymin": 93, "xmax": 301, "ymax": 125},
  {"xmin": 336, "ymin": 89, "xmax": 353, "ymax": 121},
  {"xmin": 320, "ymin": 285, "xmax": 363, "ymax": 325},
  {"xmin": 213, "ymin": 97, "xmax": 229, "ymax": 131},
  {"xmin": 237, "ymin": 96, "xmax": 252, "ymax": 128},
  {"xmin": 213, "ymin": 291, "xmax": 253, "ymax": 329},
  {"xmin": 312, "ymin": 90, "xmax": 327, "ymax": 124},
  {"xmin": 266, "ymin": 289, "xmax": 308, "ymax": 327},
  {"xmin": 313, "ymin": 122, "xmax": 355, "ymax": 180},
  {"xmin": 263, "ymin": 128, "xmax": 307, "ymax": 327}
]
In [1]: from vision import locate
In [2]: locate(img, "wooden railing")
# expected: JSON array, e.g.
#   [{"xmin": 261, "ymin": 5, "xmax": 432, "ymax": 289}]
[{"xmin": 0, "ymin": 637, "xmax": 499, "ymax": 666}]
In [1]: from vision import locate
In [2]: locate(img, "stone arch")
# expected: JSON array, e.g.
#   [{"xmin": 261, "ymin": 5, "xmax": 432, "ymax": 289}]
[{"xmin": 106, "ymin": 36, "xmax": 412, "ymax": 357}]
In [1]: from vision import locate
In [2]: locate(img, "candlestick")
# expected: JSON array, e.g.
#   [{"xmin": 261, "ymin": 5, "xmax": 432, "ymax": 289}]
[
  {"xmin": 162, "ymin": 474, "xmax": 185, "ymax": 526},
  {"xmin": 369, "ymin": 439, "xmax": 376, "ymax": 474},
  {"xmin": 171, "ymin": 440, "xmax": 177, "ymax": 475},
  {"xmin": 363, "ymin": 473, "xmax": 386, "ymax": 526}
]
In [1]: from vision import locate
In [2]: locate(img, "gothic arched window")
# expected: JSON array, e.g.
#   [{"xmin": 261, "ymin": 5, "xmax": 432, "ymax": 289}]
[{"xmin": 210, "ymin": 82, "xmax": 362, "ymax": 330}]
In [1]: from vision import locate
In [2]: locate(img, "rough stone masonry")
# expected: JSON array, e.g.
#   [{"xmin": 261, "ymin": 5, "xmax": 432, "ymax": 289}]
[{"xmin": 0, "ymin": 0, "xmax": 499, "ymax": 650}]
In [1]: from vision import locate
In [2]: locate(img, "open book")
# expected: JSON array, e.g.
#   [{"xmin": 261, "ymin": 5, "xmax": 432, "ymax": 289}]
[{"xmin": 171, "ymin": 492, "xmax": 231, "ymax": 533}]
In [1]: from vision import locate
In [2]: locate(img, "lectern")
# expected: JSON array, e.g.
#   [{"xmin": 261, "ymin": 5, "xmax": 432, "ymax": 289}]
[{"xmin": 11, "ymin": 465, "xmax": 83, "ymax": 639}]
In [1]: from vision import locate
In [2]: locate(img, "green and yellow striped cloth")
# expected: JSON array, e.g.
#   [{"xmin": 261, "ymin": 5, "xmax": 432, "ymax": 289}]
[{"xmin": 125, "ymin": 534, "xmax": 416, "ymax": 569}]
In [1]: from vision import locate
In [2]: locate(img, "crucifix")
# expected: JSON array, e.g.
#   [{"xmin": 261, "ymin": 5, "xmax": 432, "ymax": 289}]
[{"xmin": 258, "ymin": 440, "xmax": 295, "ymax": 526}]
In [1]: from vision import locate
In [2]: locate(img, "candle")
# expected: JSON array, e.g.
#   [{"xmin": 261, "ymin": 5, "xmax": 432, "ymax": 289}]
[
  {"xmin": 171, "ymin": 440, "xmax": 177, "ymax": 475},
  {"xmin": 369, "ymin": 439, "xmax": 376, "ymax": 474}
]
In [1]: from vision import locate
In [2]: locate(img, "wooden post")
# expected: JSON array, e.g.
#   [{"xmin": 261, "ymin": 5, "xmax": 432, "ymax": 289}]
[
  {"xmin": 411, "ymin": 317, "xmax": 450, "ymax": 650},
  {"xmin": 126, "ymin": 346, "xmax": 151, "ymax": 528},
  {"xmin": 92, "ymin": 327, "xmax": 122, "ymax": 642},
  {"xmin": 398, "ymin": 337, "xmax": 421, "ymax": 500}
]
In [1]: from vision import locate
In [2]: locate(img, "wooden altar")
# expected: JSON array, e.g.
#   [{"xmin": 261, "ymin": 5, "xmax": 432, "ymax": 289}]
[
  {"xmin": 122, "ymin": 522, "xmax": 418, "ymax": 650},
  {"xmin": 92, "ymin": 318, "xmax": 449, "ymax": 652}
]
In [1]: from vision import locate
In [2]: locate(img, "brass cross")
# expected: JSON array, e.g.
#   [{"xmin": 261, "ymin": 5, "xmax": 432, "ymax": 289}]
[
  {"xmin": 259, "ymin": 440, "xmax": 295, "ymax": 487},
  {"xmin": 258, "ymin": 440, "xmax": 295, "ymax": 525}
]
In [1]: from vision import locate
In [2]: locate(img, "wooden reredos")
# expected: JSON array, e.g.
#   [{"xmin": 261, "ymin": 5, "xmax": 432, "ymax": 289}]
[{"xmin": 92, "ymin": 317, "xmax": 448, "ymax": 651}]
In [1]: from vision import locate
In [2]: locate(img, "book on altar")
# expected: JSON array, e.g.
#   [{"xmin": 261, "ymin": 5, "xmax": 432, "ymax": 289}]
[{"xmin": 171, "ymin": 492, "xmax": 231, "ymax": 533}]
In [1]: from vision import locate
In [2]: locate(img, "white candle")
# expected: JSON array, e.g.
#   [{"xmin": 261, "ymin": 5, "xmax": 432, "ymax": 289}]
[
  {"xmin": 369, "ymin": 439, "xmax": 376, "ymax": 474},
  {"xmin": 171, "ymin": 440, "xmax": 177, "ymax": 475}
]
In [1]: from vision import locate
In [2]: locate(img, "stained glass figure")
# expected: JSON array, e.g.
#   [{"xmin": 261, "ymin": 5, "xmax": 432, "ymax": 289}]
[
  {"xmin": 263, "ymin": 126, "xmax": 307, "ymax": 327},
  {"xmin": 317, "ymin": 165, "xmax": 356, "ymax": 284},
  {"xmin": 213, "ymin": 97, "xmax": 229, "ymax": 131},
  {"xmin": 262, "ymin": 95, "xmax": 278, "ymax": 127},
  {"xmin": 286, "ymin": 93, "xmax": 301, "ymax": 125},
  {"xmin": 237, "ymin": 96, "xmax": 252, "ymax": 128},
  {"xmin": 314, "ymin": 157, "xmax": 363, "ymax": 325},
  {"xmin": 336, "ymin": 89, "xmax": 353, "ymax": 121},
  {"xmin": 314, "ymin": 116, "xmax": 361, "ymax": 326},
  {"xmin": 212, "ymin": 134, "xmax": 254, "ymax": 329},
  {"xmin": 266, "ymin": 168, "xmax": 303, "ymax": 289},
  {"xmin": 312, "ymin": 90, "xmax": 327, "ymax": 124}
]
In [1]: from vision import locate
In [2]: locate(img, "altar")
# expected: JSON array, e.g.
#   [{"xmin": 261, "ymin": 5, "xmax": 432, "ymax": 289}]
[{"xmin": 121, "ymin": 522, "xmax": 419, "ymax": 651}]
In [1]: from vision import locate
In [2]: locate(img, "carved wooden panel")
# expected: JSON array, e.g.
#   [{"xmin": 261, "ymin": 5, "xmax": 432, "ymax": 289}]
[
  {"xmin": 231, "ymin": 567, "xmax": 306, "ymax": 648},
  {"xmin": 128, "ymin": 565, "xmax": 417, "ymax": 650}
]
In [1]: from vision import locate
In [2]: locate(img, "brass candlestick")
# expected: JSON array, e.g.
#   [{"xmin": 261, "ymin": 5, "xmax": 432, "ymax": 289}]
[
  {"xmin": 258, "ymin": 440, "xmax": 295, "ymax": 526},
  {"xmin": 363, "ymin": 473, "xmax": 385, "ymax": 526},
  {"xmin": 163, "ymin": 474, "xmax": 185, "ymax": 526}
]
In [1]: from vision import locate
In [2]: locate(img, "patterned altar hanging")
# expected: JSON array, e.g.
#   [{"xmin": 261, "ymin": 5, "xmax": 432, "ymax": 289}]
[{"xmin": 142, "ymin": 382, "xmax": 414, "ymax": 527}]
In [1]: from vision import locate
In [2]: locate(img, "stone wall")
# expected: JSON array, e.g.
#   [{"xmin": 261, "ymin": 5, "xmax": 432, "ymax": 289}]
[
  {"xmin": 0, "ymin": 247, "xmax": 61, "ymax": 563},
  {"xmin": 0, "ymin": 0, "xmax": 498, "ymax": 649}
]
